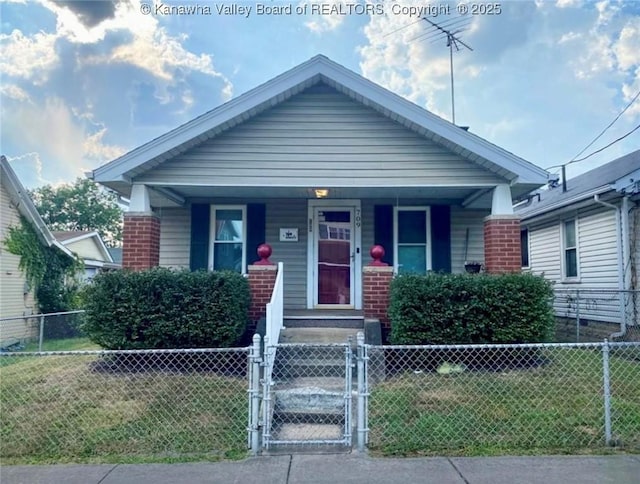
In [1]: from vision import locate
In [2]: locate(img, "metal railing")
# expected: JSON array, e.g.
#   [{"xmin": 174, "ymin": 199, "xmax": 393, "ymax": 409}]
[
  {"xmin": 0, "ymin": 310, "xmax": 86, "ymax": 352},
  {"xmin": 553, "ymin": 289, "xmax": 639, "ymax": 342}
]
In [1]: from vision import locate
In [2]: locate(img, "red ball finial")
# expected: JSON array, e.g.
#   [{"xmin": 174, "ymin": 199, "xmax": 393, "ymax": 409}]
[
  {"xmin": 255, "ymin": 243, "xmax": 273, "ymax": 265},
  {"xmin": 369, "ymin": 245, "xmax": 388, "ymax": 266}
]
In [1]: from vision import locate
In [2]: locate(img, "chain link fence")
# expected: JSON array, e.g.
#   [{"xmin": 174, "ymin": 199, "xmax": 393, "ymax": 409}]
[
  {"xmin": 0, "ymin": 348, "xmax": 249, "ymax": 462},
  {"xmin": 553, "ymin": 289, "xmax": 640, "ymax": 342},
  {"xmin": 362, "ymin": 341, "xmax": 640, "ymax": 456},
  {"xmin": 0, "ymin": 310, "xmax": 87, "ymax": 352}
]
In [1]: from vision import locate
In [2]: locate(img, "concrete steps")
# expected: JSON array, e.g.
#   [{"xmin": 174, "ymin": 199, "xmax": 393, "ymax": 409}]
[{"xmin": 266, "ymin": 316, "xmax": 357, "ymax": 447}]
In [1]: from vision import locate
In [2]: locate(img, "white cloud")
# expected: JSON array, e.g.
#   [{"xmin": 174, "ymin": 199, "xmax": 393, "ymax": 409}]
[
  {"xmin": 613, "ymin": 17, "xmax": 640, "ymax": 71},
  {"xmin": 556, "ymin": 0, "xmax": 583, "ymax": 7},
  {"xmin": 0, "ymin": 84, "xmax": 31, "ymax": 102},
  {"xmin": 5, "ymin": 152, "xmax": 46, "ymax": 188},
  {"xmin": 304, "ymin": 0, "xmax": 347, "ymax": 33},
  {"xmin": 0, "ymin": 29, "xmax": 58, "ymax": 83}
]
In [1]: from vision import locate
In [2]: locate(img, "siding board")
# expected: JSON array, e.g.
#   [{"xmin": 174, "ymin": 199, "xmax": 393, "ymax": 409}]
[{"xmin": 136, "ymin": 86, "xmax": 505, "ymax": 187}]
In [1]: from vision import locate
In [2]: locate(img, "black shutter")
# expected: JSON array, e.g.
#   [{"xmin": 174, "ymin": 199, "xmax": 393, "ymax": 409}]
[
  {"xmin": 431, "ymin": 205, "xmax": 451, "ymax": 273},
  {"xmin": 246, "ymin": 203, "xmax": 266, "ymax": 269},
  {"xmin": 373, "ymin": 205, "xmax": 394, "ymax": 265},
  {"xmin": 190, "ymin": 204, "xmax": 210, "ymax": 271}
]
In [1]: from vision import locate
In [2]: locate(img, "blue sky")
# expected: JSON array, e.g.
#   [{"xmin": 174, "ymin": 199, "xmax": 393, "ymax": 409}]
[{"xmin": 1, "ymin": 0, "xmax": 639, "ymax": 189}]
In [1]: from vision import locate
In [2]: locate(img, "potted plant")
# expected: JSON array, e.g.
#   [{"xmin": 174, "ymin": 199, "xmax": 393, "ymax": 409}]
[{"xmin": 464, "ymin": 261, "xmax": 483, "ymax": 273}]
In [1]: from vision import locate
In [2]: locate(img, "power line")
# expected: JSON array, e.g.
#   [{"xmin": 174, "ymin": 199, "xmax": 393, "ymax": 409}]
[
  {"xmin": 545, "ymin": 89, "xmax": 640, "ymax": 170},
  {"xmin": 569, "ymin": 88, "xmax": 640, "ymax": 162},
  {"xmin": 569, "ymin": 123, "xmax": 640, "ymax": 163}
]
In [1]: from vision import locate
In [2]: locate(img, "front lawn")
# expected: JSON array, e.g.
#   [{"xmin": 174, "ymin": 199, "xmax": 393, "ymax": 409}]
[
  {"xmin": 368, "ymin": 347, "xmax": 640, "ymax": 456},
  {"xmin": 0, "ymin": 351, "xmax": 249, "ymax": 464}
]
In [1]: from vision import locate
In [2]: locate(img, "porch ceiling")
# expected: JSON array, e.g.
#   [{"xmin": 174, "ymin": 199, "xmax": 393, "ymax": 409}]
[{"xmin": 145, "ymin": 184, "xmax": 510, "ymax": 210}]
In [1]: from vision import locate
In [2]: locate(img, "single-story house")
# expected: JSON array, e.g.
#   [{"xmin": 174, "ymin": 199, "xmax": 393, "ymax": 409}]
[
  {"xmin": 91, "ymin": 55, "xmax": 548, "ymax": 326},
  {"xmin": 517, "ymin": 150, "xmax": 639, "ymax": 337},
  {"xmin": 1, "ymin": 155, "xmax": 75, "ymax": 344},
  {"xmin": 52, "ymin": 230, "xmax": 120, "ymax": 281}
]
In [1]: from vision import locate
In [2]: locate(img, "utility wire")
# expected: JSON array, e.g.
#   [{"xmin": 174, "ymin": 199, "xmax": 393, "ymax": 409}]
[
  {"xmin": 545, "ymin": 89, "xmax": 640, "ymax": 170},
  {"xmin": 569, "ymin": 88, "xmax": 640, "ymax": 162},
  {"xmin": 569, "ymin": 123, "xmax": 640, "ymax": 163}
]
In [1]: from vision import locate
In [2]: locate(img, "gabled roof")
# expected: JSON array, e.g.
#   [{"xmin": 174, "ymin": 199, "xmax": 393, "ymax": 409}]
[
  {"xmin": 92, "ymin": 55, "xmax": 548, "ymax": 189},
  {"xmin": 52, "ymin": 230, "xmax": 114, "ymax": 263},
  {"xmin": 518, "ymin": 149, "xmax": 640, "ymax": 220},
  {"xmin": 1, "ymin": 155, "xmax": 74, "ymax": 258}
]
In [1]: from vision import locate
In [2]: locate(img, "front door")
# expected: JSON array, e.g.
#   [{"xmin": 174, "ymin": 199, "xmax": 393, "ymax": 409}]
[{"xmin": 308, "ymin": 201, "xmax": 361, "ymax": 309}]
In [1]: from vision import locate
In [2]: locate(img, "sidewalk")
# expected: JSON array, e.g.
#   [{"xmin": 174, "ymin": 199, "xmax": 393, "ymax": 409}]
[{"xmin": 2, "ymin": 453, "xmax": 639, "ymax": 484}]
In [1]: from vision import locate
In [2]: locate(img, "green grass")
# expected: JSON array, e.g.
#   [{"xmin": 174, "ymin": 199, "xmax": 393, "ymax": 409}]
[
  {"xmin": 0, "ymin": 352, "xmax": 249, "ymax": 464},
  {"xmin": 368, "ymin": 348, "xmax": 640, "ymax": 456},
  {"xmin": 23, "ymin": 337, "xmax": 101, "ymax": 352}
]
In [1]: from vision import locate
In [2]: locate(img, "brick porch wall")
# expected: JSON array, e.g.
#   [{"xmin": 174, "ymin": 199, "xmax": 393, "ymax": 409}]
[
  {"xmin": 248, "ymin": 264, "xmax": 277, "ymax": 326},
  {"xmin": 122, "ymin": 214, "xmax": 160, "ymax": 270},
  {"xmin": 363, "ymin": 265, "xmax": 394, "ymax": 329},
  {"xmin": 483, "ymin": 215, "xmax": 521, "ymax": 273}
]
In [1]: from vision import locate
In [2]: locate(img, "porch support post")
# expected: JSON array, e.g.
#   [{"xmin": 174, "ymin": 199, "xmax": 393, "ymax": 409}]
[
  {"xmin": 123, "ymin": 184, "xmax": 160, "ymax": 270},
  {"xmin": 484, "ymin": 184, "xmax": 521, "ymax": 273},
  {"xmin": 363, "ymin": 245, "xmax": 393, "ymax": 329},
  {"xmin": 248, "ymin": 244, "xmax": 277, "ymax": 328}
]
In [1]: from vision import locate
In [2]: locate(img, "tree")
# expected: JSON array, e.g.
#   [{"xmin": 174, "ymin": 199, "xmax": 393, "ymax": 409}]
[{"xmin": 29, "ymin": 178, "xmax": 123, "ymax": 247}]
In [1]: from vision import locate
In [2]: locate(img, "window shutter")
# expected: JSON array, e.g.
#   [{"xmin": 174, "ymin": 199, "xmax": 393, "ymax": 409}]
[
  {"xmin": 246, "ymin": 203, "xmax": 266, "ymax": 269},
  {"xmin": 374, "ymin": 205, "xmax": 394, "ymax": 265},
  {"xmin": 190, "ymin": 204, "xmax": 210, "ymax": 271},
  {"xmin": 431, "ymin": 205, "xmax": 451, "ymax": 273}
]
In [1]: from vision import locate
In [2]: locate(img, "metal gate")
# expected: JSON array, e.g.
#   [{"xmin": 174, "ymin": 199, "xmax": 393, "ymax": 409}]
[{"xmin": 262, "ymin": 342, "xmax": 353, "ymax": 449}]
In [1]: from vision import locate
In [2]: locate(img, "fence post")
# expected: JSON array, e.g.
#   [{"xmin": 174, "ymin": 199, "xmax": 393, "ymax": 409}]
[
  {"xmin": 356, "ymin": 331, "xmax": 367, "ymax": 452},
  {"xmin": 575, "ymin": 290, "xmax": 580, "ymax": 342},
  {"xmin": 602, "ymin": 339, "xmax": 612, "ymax": 446},
  {"xmin": 249, "ymin": 334, "xmax": 262, "ymax": 455},
  {"xmin": 38, "ymin": 315, "xmax": 45, "ymax": 352},
  {"xmin": 262, "ymin": 335, "xmax": 271, "ymax": 449}
]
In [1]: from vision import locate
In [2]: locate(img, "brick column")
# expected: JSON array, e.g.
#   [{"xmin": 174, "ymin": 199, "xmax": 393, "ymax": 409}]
[
  {"xmin": 363, "ymin": 245, "xmax": 394, "ymax": 328},
  {"xmin": 483, "ymin": 215, "xmax": 521, "ymax": 273},
  {"xmin": 248, "ymin": 265, "xmax": 277, "ymax": 326},
  {"xmin": 122, "ymin": 213, "xmax": 160, "ymax": 270}
]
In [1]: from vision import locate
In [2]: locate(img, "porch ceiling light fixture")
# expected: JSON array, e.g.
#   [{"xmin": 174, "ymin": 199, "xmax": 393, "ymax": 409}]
[{"xmin": 314, "ymin": 189, "xmax": 329, "ymax": 198}]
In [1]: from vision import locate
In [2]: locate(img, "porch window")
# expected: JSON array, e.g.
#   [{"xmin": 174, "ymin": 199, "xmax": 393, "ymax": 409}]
[
  {"xmin": 210, "ymin": 206, "xmax": 246, "ymax": 273},
  {"xmin": 562, "ymin": 219, "xmax": 578, "ymax": 279},
  {"xmin": 394, "ymin": 207, "xmax": 431, "ymax": 274},
  {"xmin": 521, "ymin": 228, "xmax": 529, "ymax": 268}
]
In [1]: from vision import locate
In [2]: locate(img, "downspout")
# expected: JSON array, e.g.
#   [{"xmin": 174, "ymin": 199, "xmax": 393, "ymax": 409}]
[{"xmin": 593, "ymin": 195, "xmax": 626, "ymax": 339}]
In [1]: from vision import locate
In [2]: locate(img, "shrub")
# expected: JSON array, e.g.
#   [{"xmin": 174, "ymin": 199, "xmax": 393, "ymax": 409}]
[
  {"xmin": 81, "ymin": 268, "xmax": 250, "ymax": 349},
  {"xmin": 389, "ymin": 272, "xmax": 555, "ymax": 345}
]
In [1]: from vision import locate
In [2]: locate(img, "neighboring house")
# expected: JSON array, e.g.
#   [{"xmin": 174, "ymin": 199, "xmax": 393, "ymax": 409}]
[
  {"xmin": 52, "ymin": 231, "xmax": 120, "ymax": 281},
  {"xmin": 517, "ymin": 150, "xmax": 640, "ymax": 334},
  {"xmin": 91, "ymin": 55, "xmax": 548, "ymax": 325},
  {"xmin": 0, "ymin": 156, "xmax": 74, "ymax": 344}
]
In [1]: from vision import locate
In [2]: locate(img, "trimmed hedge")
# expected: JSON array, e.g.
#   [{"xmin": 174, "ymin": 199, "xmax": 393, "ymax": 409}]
[
  {"xmin": 389, "ymin": 272, "xmax": 555, "ymax": 345},
  {"xmin": 81, "ymin": 268, "xmax": 250, "ymax": 349}
]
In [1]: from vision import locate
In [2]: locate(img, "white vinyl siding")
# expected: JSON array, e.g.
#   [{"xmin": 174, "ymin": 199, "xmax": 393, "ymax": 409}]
[
  {"xmin": 450, "ymin": 207, "xmax": 487, "ymax": 272},
  {"xmin": 0, "ymin": 182, "xmax": 38, "ymax": 341},
  {"xmin": 64, "ymin": 238, "xmax": 106, "ymax": 262},
  {"xmin": 136, "ymin": 85, "xmax": 505, "ymax": 188},
  {"xmin": 159, "ymin": 208, "xmax": 191, "ymax": 269},
  {"xmin": 527, "ymin": 207, "xmax": 623, "ymax": 324}
]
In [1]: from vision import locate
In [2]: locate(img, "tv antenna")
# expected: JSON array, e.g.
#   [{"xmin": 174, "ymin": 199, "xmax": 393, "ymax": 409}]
[{"xmin": 420, "ymin": 17, "xmax": 473, "ymax": 125}]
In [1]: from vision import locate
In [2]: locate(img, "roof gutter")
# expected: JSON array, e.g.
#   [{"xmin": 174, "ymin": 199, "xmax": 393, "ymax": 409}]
[{"xmin": 593, "ymin": 195, "xmax": 626, "ymax": 339}]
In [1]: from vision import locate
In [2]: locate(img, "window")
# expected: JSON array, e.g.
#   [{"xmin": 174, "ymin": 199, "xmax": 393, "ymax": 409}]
[
  {"xmin": 210, "ymin": 206, "xmax": 246, "ymax": 273},
  {"xmin": 562, "ymin": 219, "xmax": 578, "ymax": 279},
  {"xmin": 394, "ymin": 207, "xmax": 431, "ymax": 274},
  {"xmin": 520, "ymin": 228, "xmax": 529, "ymax": 268}
]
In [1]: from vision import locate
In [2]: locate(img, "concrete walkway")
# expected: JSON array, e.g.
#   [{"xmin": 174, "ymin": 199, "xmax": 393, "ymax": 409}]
[{"xmin": 2, "ymin": 454, "xmax": 639, "ymax": 484}]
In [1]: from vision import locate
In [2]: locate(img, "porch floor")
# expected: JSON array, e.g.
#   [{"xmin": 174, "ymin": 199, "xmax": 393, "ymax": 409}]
[{"xmin": 284, "ymin": 309, "xmax": 364, "ymax": 319}]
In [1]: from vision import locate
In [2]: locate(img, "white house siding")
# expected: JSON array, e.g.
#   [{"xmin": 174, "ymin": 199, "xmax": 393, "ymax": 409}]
[
  {"xmin": 0, "ymin": 182, "xmax": 38, "ymax": 343},
  {"xmin": 450, "ymin": 207, "xmax": 487, "ymax": 273},
  {"xmin": 526, "ymin": 207, "xmax": 622, "ymax": 324},
  {"xmin": 135, "ymin": 85, "xmax": 505, "ymax": 188},
  {"xmin": 64, "ymin": 238, "xmax": 105, "ymax": 262},
  {"xmin": 158, "ymin": 207, "xmax": 191, "ymax": 269}
]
